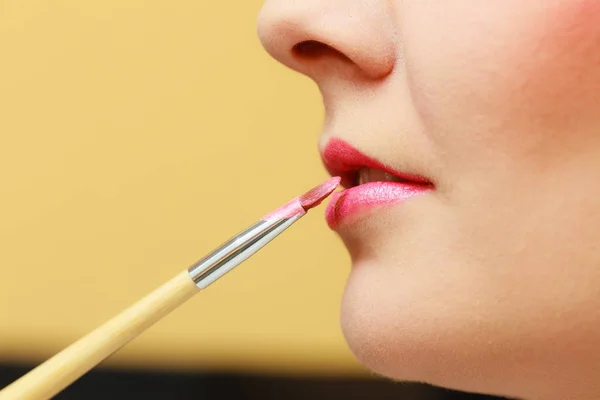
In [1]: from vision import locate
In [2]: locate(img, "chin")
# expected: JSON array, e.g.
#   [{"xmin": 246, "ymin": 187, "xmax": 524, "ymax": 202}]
[
  {"xmin": 339, "ymin": 263, "xmax": 502, "ymax": 397},
  {"xmin": 338, "ymin": 248, "xmax": 600, "ymax": 400},
  {"xmin": 334, "ymin": 208, "xmax": 519, "ymax": 398}
]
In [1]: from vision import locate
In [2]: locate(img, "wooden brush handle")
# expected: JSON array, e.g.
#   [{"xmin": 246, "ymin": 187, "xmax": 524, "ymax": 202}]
[{"xmin": 0, "ymin": 270, "xmax": 199, "ymax": 400}]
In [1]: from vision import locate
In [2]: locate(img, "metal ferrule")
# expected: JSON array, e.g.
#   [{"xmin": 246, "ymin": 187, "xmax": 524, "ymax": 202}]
[{"xmin": 187, "ymin": 213, "xmax": 303, "ymax": 289}]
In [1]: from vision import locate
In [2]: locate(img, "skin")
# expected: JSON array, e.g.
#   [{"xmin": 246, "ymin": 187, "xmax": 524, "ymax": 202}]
[{"xmin": 257, "ymin": 1, "xmax": 600, "ymax": 399}]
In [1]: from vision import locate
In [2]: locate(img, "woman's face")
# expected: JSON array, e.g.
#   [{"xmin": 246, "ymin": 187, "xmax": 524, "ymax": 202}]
[{"xmin": 258, "ymin": 1, "xmax": 600, "ymax": 398}]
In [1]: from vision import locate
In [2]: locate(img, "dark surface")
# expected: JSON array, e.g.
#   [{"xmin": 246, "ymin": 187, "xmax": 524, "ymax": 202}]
[{"xmin": 0, "ymin": 363, "xmax": 511, "ymax": 399}]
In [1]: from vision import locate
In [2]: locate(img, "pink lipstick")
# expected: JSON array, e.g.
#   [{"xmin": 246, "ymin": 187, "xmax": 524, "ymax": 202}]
[{"xmin": 321, "ymin": 138, "xmax": 432, "ymax": 228}]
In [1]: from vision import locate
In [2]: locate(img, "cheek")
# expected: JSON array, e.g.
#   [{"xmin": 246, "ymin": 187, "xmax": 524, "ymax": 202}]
[
  {"xmin": 513, "ymin": 1, "xmax": 600, "ymax": 125},
  {"xmin": 401, "ymin": 0, "xmax": 600, "ymax": 157}
]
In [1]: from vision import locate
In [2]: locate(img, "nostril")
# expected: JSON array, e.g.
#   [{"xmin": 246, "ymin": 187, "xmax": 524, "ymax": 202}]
[{"xmin": 292, "ymin": 40, "xmax": 352, "ymax": 63}]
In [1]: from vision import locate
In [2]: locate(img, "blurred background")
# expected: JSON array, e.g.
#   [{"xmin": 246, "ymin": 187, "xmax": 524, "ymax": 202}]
[{"xmin": 0, "ymin": 2, "xmax": 508, "ymax": 399}]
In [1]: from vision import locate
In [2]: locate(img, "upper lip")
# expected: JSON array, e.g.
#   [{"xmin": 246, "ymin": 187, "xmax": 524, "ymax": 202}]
[{"xmin": 320, "ymin": 138, "xmax": 432, "ymax": 189}]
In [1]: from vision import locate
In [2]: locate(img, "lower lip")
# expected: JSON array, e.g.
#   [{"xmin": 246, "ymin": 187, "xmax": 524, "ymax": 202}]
[{"xmin": 325, "ymin": 181, "xmax": 431, "ymax": 229}]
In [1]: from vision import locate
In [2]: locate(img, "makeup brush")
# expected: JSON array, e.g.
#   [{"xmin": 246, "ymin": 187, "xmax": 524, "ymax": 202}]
[{"xmin": 0, "ymin": 176, "xmax": 341, "ymax": 400}]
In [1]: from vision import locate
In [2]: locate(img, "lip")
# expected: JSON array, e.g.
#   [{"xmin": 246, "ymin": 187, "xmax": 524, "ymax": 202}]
[{"xmin": 321, "ymin": 138, "xmax": 433, "ymax": 229}]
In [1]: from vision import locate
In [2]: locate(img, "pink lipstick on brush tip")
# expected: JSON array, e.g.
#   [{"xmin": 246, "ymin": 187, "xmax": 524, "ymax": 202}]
[{"xmin": 262, "ymin": 177, "xmax": 341, "ymax": 221}]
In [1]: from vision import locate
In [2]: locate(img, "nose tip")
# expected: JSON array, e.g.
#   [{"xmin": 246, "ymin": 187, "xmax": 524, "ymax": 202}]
[{"xmin": 257, "ymin": 0, "xmax": 397, "ymax": 81}]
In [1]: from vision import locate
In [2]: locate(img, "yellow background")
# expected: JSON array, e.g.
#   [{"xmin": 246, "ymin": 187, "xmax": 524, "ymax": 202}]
[{"xmin": 0, "ymin": 1, "xmax": 361, "ymax": 375}]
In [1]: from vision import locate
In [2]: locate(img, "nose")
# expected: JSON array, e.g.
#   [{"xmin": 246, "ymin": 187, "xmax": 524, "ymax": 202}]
[{"xmin": 257, "ymin": 0, "xmax": 398, "ymax": 82}]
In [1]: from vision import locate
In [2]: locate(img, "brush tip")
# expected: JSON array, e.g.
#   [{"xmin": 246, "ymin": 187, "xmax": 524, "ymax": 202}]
[{"xmin": 299, "ymin": 176, "xmax": 341, "ymax": 211}]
